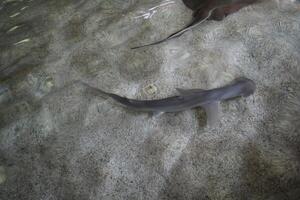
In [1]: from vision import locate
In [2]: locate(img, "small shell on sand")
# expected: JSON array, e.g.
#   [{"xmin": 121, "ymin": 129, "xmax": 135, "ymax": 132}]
[{"xmin": 143, "ymin": 84, "xmax": 158, "ymax": 95}]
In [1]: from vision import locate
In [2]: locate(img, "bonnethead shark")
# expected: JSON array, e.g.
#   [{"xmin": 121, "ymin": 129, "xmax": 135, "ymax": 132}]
[{"xmin": 84, "ymin": 77, "xmax": 256, "ymax": 126}]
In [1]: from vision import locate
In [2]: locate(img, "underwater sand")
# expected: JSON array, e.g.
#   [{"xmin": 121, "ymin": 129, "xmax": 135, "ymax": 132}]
[{"xmin": 0, "ymin": 0, "xmax": 300, "ymax": 199}]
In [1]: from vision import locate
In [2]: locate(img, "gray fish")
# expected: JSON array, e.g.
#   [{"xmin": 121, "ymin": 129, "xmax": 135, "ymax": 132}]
[{"xmin": 84, "ymin": 77, "xmax": 256, "ymax": 126}]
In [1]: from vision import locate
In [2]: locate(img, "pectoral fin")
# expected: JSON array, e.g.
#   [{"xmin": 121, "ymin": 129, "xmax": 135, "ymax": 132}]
[
  {"xmin": 203, "ymin": 101, "xmax": 220, "ymax": 127},
  {"xmin": 176, "ymin": 88, "xmax": 205, "ymax": 96}
]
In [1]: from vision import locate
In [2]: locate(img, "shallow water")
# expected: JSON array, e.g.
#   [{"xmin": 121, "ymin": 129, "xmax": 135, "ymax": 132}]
[{"xmin": 0, "ymin": 0, "xmax": 300, "ymax": 199}]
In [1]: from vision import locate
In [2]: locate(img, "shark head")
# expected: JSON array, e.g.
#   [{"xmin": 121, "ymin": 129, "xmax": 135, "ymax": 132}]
[{"xmin": 233, "ymin": 77, "xmax": 256, "ymax": 97}]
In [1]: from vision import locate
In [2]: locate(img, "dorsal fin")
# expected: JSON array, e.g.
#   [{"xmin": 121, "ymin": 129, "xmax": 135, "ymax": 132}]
[{"xmin": 176, "ymin": 88, "xmax": 206, "ymax": 96}]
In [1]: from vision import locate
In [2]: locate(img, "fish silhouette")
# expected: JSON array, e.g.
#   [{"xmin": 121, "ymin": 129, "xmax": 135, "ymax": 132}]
[{"xmin": 84, "ymin": 77, "xmax": 256, "ymax": 127}]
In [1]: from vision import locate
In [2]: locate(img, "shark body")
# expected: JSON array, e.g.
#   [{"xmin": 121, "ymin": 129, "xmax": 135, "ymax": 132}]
[{"xmin": 86, "ymin": 77, "xmax": 256, "ymax": 126}]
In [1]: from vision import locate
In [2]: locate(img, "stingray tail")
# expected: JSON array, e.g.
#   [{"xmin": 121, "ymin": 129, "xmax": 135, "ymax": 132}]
[
  {"xmin": 131, "ymin": 38, "xmax": 169, "ymax": 49},
  {"xmin": 131, "ymin": 28, "xmax": 187, "ymax": 49},
  {"xmin": 131, "ymin": 6, "xmax": 217, "ymax": 50}
]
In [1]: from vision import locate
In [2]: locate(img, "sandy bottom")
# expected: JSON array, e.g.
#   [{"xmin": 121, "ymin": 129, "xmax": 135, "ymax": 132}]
[{"xmin": 0, "ymin": 0, "xmax": 300, "ymax": 199}]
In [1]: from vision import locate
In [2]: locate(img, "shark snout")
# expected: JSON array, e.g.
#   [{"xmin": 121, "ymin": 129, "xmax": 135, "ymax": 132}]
[{"xmin": 238, "ymin": 78, "xmax": 256, "ymax": 97}]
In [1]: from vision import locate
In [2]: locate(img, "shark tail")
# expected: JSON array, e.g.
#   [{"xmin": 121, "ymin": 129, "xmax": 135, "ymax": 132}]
[
  {"xmin": 81, "ymin": 81, "xmax": 132, "ymax": 107},
  {"xmin": 131, "ymin": 39, "xmax": 168, "ymax": 49},
  {"xmin": 80, "ymin": 82, "xmax": 111, "ymax": 98}
]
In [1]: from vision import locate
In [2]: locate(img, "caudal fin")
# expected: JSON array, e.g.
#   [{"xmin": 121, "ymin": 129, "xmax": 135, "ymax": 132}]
[{"xmin": 80, "ymin": 82, "xmax": 110, "ymax": 98}]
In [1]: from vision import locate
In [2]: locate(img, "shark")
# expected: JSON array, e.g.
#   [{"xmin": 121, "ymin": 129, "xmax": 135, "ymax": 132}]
[
  {"xmin": 131, "ymin": 0, "xmax": 258, "ymax": 49},
  {"xmin": 84, "ymin": 77, "xmax": 256, "ymax": 126}
]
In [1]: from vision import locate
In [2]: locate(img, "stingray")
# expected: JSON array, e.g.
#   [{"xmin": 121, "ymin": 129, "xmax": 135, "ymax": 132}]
[{"xmin": 131, "ymin": 0, "xmax": 258, "ymax": 49}]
